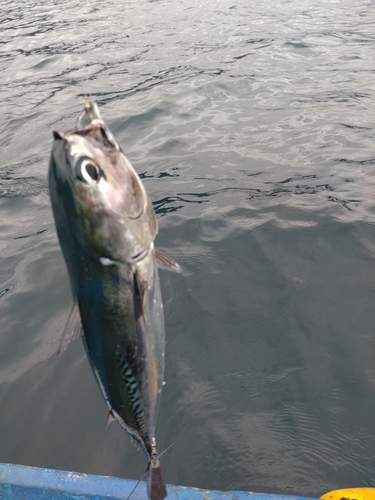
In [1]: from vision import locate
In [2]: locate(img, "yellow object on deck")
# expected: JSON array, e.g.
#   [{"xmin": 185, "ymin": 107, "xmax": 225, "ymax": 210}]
[{"xmin": 321, "ymin": 488, "xmax": 375, "ymax": 500}]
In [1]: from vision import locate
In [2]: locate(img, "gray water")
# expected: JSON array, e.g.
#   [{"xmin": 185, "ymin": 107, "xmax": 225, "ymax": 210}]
[{"xmin": 1, "ymin": 0, "xmax": 375, "ymax": 497}]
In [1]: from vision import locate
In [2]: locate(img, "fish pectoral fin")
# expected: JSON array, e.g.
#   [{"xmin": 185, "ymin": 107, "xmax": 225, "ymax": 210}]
[
  {"xmin": 105, "ymin": 411, "xmax": 116, "ymax": 427},
  {"xmin": 155, "ymin": 249, "xmax": 181, "ymax": 273},
  {"xmin": 58, "ymin": 302, "xmax": 84, "ymax": 355}
]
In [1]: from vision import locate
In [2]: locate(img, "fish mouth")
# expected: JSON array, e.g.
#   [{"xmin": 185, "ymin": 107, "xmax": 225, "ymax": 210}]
[
  {"xmin": 129, "ymin": 244, "xmax": 152, "ymax": 263},
  {"xmin": 99, "ymin": 244, "xmax": 152, "ymax": 267}
]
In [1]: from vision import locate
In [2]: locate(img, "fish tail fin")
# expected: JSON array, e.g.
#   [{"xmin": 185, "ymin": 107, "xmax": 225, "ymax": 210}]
[{"xmin": 147, "ymin": 456, "xmax": 167, "ymax": 500}]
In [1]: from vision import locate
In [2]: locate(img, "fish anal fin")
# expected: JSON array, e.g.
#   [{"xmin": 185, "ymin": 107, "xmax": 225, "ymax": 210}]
[
  {"xmin": 106, "ymin": 411, "xmax": 116, "ymax": 427},
  {"xmin": 58, "ymin": 302, "xmax": 84, "ymax": 355},
  {"xmin": 155, "ymin": 249, "xmax": 181, "ymax": 273},
  {"xmin": 147, "ymin": 459, "xmax": 167, "ymax": 500}
]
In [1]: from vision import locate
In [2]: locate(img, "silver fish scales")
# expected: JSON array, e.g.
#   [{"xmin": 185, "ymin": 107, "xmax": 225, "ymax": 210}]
[{"xmin": 48, "ymin": 99, "xmax": 179, "ymax": 500}]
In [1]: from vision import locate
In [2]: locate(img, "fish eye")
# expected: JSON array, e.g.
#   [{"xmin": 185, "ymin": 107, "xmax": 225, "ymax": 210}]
[{"xmin": 76, "ymin": 158, "xmax": 101, "ymax": 184}]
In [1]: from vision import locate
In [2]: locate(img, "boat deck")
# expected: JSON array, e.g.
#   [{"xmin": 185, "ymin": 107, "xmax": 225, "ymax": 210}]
[{"xmin": 0, "ymin": 462, "xmax": 318, "ymax": 500}]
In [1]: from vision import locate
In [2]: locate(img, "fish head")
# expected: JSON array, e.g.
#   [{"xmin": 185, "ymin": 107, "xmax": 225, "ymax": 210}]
[{"xmin": 49, "ymin": 105, "xmax": 157, "ymax": 264}]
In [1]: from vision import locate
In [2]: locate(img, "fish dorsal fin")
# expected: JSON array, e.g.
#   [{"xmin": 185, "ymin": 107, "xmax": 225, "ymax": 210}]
[
  {"xmin": 58, "ymin": 302, "xmax": 84, "ymax": 355},
  {"xmin": 106, "ymin": 411, "xmax": 116, "ymax": 427},
  {"xmin": 155, "ymin": 249, "xmax": 181, "ymax": 273}
]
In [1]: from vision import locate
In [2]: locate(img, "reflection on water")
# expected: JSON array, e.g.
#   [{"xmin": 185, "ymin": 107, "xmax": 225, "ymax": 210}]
[{"xmin": 1, "ymin": 0, "xmax": 375, "ymax": 497}]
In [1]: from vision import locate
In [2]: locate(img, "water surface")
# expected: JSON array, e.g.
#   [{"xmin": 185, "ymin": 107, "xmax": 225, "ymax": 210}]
[{"xmin": 1, "ymin": 0, "xmax": 375, "ymax": 497}]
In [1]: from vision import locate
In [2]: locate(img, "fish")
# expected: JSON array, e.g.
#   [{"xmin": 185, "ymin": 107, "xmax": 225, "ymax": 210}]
[{"xmin": 48, "ymin": 98, "xmax": 179, "ymax": 500}]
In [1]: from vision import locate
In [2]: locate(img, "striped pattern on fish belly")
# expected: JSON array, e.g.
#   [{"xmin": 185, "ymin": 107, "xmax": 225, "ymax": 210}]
[{"xmin": 114, "ymin": 346, "xmax": 151, "ymax": 456}]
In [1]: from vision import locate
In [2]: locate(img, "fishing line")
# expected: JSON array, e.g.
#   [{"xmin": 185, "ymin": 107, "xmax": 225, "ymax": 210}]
[
  {"xmin": 125, "ymin": 466, "xmax": 149, "ymax": 500},
  {"xmin": 158, "ymin": 441, "xmax": 176, "ymax": 459},
  {"xmin": 125, "ymin": 443, "xmax": 175, "ymax": 500}
]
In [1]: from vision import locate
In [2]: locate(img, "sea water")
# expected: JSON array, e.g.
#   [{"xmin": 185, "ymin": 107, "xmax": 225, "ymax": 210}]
[{"xmin": 1, "ymin": 0, "xmax": 375, "ymax": 496}]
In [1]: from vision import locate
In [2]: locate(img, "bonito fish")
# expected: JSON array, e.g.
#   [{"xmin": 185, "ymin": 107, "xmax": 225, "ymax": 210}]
[{"xmin": 48, "ymin": 99, "xmax": 178, "ymax": 500}]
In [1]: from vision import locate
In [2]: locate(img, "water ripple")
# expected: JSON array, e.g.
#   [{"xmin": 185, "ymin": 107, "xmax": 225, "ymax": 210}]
[{"xmin": 2, "ymin": 0, "xmax": 375, "ymax": 496}]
